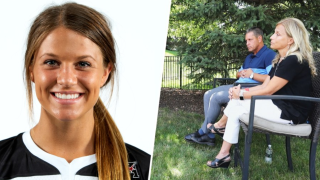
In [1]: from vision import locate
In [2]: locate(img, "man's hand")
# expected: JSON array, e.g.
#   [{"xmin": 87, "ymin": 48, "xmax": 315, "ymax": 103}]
[
  {"xmin": 240, "ymin": 68, "xmax": 253, "ymax": 78},
  {"xmin": 238, "ymin": 70, "xmax": 245, "ymax": 78},
  {"xmin": 245, "ymin": 68, "xmax": 253, "ymax": 78}
]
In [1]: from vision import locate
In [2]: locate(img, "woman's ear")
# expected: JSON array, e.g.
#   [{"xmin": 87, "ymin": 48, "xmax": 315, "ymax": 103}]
[
  {"xmin": 100, "ymin": 63, "xmax": 112, "ymax": 87},
  {"xmin": 288, "ymin": 37, "xmax": 294, "ymax": 45},
  {"xmin": 29, "ymin": 66, "xmax": 34, "ymax": 82}
]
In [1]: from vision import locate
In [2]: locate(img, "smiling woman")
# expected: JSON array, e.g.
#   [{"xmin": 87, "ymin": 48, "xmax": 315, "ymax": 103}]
[
  {"xmin": 0, "ymin": 3, "xmax": 150, "ymax": 180},
  {"xmin": 31, "ymin": 27, "xmax": 110, "ymax": 122}
]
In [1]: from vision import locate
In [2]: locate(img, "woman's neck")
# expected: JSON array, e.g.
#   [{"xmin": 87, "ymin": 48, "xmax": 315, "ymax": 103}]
[
  {"xmin": 31, "ymin": 109, "xmax": 95, "ymax": 163},
  {"xmin": 279, "ymin": 56, "xmax": 285, "ymax": 61},
  {"xmin": 278, "ymin": 49, "xmax": 288, "ymax": 59}
]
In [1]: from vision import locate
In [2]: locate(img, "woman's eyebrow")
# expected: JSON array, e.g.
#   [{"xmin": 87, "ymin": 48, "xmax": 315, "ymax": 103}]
[
  {"xmin": 78, "ymin": 55, "xmax": 96, "ymax": 61},
  {"xmin": 39, "ymin": 53, "xmax": 96, "ymax": 61},
  {"xmin": 39, "ymin": 53, "xmax": 58, "ymax": 58}
]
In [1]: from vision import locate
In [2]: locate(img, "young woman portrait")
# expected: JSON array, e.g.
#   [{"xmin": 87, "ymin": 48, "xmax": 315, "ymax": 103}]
[{"xmin": 0, "ymin": 1, "xmax": 171, "ymax": 179}]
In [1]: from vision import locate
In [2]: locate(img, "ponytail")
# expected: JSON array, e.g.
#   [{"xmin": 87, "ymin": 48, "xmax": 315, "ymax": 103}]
[{"xmin": 94, "ymin": 98, "xmax": 130, "ymax": 180}]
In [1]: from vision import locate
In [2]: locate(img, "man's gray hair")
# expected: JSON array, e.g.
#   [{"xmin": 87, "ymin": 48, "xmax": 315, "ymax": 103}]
[{"xmin": 246, "ymin": 27, "xmax": 263, "ymax": 38}]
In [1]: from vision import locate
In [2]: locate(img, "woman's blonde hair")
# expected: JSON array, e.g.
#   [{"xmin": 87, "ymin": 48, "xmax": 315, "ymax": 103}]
[
  {"xmin": 272, "ymin": 17, "xmax": 317, "ymax": 76},
  {"xmin": 24, "ymin": 3, "xmax": 130, "ymax": 180}
]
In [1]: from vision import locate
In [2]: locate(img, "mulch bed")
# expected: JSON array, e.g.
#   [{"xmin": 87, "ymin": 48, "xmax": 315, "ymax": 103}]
[{"xmin": 158, "ymin": 87, "xmax": 207, "ymax": 115}]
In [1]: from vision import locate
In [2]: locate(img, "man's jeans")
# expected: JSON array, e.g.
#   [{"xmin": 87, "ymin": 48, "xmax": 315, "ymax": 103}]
[{"xmin": 200, "ymin": 84, "xmax": 233, "ymax": 133}]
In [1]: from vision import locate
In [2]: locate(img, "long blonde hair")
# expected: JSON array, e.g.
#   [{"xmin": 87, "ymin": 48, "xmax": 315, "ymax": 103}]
[
  {"xmin": 272, "ymin": 18, "xmax": 317, "ymax": 76},
  {"xmin": 24, "ymin": 3, "xmax": 130, "ymax": 180}
]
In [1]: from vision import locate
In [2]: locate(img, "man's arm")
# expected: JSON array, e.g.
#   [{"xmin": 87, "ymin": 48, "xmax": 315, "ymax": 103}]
[
  {"xmin": 245, "ymin": 49, "xmax": 275, "ymax": 82},
  {"xmin": 247, "ymin": 49, "xmax": 275, "ymax": 82},
  {"xmin": 240, "ymin": 68, "xmax": 267, "ymax": 83},
  {"xmin": 250, "ymin": 73, "xmax": 268, "ymax": 82}
]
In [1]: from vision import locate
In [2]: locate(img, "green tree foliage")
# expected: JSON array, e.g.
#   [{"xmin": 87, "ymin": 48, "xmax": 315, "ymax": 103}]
[{"xmin": 168, "ymin": 0, "xmax": 320, "ymax": 83}]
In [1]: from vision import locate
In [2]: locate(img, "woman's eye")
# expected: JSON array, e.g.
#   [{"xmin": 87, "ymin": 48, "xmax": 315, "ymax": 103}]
[
  {"xmin": 44, "ymin": 60, "xmax": 58, "ymax": 66},
  {"xmin": 77, "ymin": 61, "xmax": 91, "ymax": 68}
]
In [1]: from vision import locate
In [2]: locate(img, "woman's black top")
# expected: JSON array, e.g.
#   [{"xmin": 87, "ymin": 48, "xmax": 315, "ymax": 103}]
[
  {"xmin": 269, "ymin": 55, "xmax": 313, "ymax": 124},
  {"xmin": 0, "ymin": 132, "xmax": 150, "ymax": 180}
]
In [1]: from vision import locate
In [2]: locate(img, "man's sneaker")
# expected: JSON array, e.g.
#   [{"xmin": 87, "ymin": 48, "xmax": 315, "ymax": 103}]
[
  {"xmin": 191, "ymin": 134, "xmax": 215, "ymax": 146},
  {"xmin": 184, "ymin": 131, "xmax": 201, "ymax": 142}
]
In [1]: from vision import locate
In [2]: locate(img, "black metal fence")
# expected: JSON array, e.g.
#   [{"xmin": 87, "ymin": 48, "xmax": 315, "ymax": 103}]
[{"xmin": 161, "ymin": 56, "xmax": 238, "ymax": 90}]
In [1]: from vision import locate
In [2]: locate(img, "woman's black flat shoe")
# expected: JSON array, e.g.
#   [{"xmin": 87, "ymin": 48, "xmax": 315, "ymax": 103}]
[
  {"xmin": 207, "ymin": 154, "xmax": 231, "ymax": 169},
  {"xmin": 207, "ymin": 124, "xmax": 225, "ymax": 137}
]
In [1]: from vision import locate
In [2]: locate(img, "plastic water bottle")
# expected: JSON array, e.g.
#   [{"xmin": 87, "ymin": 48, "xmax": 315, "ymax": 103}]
[{"xmin": 265, "ymin": 144, "xmax": 273, "ymax": 164}]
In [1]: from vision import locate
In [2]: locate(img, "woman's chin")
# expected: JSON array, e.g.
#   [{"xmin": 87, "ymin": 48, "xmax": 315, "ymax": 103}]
[
  {"xmin": 49, "ymin": 109, "xmax": 85, "ymax": 122},
  {"xmin": 59, "ymin": 118, "xmax": 76, "ymax": 122},
  {"xmin": 53, "ymin": 114, "xmax": 80, "ymax": 122}
]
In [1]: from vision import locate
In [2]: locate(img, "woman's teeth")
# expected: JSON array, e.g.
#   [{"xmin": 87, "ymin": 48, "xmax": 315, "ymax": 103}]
[{"xmin": 54, "ymin": 93, "xmax": 80, "ymax": 99}]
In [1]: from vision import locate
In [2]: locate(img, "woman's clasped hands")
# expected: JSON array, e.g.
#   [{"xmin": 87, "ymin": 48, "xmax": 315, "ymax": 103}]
[{"xmin": 228, "ymin": 84, "xmax": 241, "ymax": 100}]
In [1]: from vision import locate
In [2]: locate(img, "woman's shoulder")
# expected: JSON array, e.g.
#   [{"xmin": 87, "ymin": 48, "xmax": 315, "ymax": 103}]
[
  {"xmin": 283, "ymin": 55, "xmax": 309, "ymax": 67},
  {"xmin": 0, "ymin": 133, "xmax": 23, "ymax": 156},
  {"xmin": 285, "ymin": 54, "xmax": 310, "ymax": 63},
  {"xmin": 285, "ymin": 54, "xmax": 298, "ymax": 61},
  {"xmin": 125, "ymin": 143, "xmax": 150, "ymax": 160},
  {"xmin": 0, "ymin": 133, "xmax": 25, "ymax": 177},
  {"xmin": 125, "ymin": 143, "xmax": 151, "ymax": 180}
]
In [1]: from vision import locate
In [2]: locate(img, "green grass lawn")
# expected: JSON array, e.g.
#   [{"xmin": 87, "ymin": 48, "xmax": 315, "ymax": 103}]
[
  {"xmin": 165, "ymin": 50, "xmax": 178, "ymax": 56},
  {"xmin": 150, "ymin": 108, "xmax": 320, "ymax": 180}
]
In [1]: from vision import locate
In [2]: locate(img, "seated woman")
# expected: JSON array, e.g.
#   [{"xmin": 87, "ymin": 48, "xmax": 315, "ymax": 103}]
[
  {"xmin": 0, "ymin": 3, "xmax": 150, "ymax": 180},
  {"xmin": 206, "ymin": 17, "xmax": 317, "ymax": 168}
]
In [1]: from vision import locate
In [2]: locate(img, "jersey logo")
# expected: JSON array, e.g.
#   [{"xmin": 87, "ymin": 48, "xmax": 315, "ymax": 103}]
[{"xmin": 128, "ymin": 161, "xmax": 140, "ymax": 178}]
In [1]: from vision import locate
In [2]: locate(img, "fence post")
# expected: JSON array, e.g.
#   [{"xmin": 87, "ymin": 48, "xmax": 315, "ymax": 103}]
[{"xmin": 179, "ymin": 56, "xmax": 182, "ymax": 89}]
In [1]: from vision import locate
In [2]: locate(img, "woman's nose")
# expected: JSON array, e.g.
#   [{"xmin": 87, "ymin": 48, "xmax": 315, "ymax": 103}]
[
  {"xmin": 57, "ymin": 64, "xmax": 77, "ymax": 87},
  {"xmin": 270, "ymin": 34, "xmax": 274, "ymax": 39}
]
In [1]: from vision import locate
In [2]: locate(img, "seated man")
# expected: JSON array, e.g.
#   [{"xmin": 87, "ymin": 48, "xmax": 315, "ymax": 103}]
[{"xmin": 185, "ymin": 27, "xmax": 276, "ymax": 146}]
